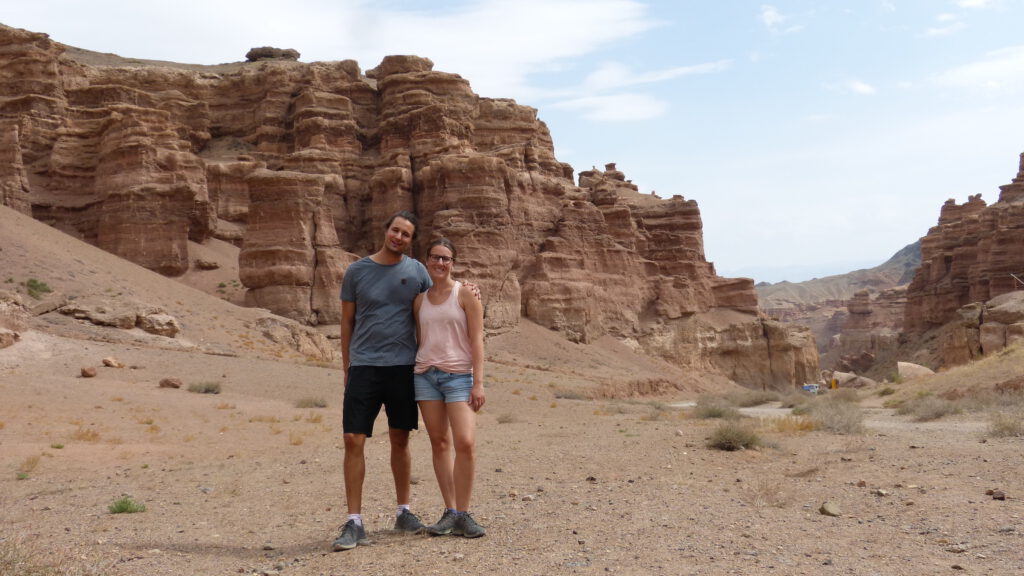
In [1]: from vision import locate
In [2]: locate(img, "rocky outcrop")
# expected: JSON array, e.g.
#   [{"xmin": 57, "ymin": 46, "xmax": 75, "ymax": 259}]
[
  {"xmin": 905, "ymin": 153, "xmax": 1024, "ymax": 336},
  {"xmin": 0, "ymin": 25, "xmax": 818, "ymax": 388},
  {"xmin": 940, "ymin": 291, "xmax": 1024, "ymax": 364},
  {"xmin": 830, "ymin": 286, "xmax": 906, "ymax": 373}
]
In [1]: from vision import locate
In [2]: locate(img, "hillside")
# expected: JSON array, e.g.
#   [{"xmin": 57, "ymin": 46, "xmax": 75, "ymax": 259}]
[{"xmin": 756, "ymin": 241, "xmax": 920, "ymax": 311}]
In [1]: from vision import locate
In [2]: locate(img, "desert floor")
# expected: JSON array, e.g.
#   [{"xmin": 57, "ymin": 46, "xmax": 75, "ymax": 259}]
[{"xmin": 2, "ymin": 205, "xmax": 1023, "ymax": 575}]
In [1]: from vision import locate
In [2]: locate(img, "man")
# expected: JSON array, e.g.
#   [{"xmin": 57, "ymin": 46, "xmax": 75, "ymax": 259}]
[{"xmin": 333, "ymin": 210, "xmax": 432, "ymax": 551}]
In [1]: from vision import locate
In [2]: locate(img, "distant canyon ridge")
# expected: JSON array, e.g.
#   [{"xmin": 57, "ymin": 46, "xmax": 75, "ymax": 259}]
[
  {"xmin": 0, "ymin": 25, "xmax": 819, "ymax": 389},
  {"xmin": 758, "ymin": 153, "xmax": 1024, "ymax": 377}
]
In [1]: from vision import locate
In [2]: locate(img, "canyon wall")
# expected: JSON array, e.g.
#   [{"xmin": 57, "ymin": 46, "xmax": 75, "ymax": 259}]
[{"xmin": 0, "ymin": 25, "xmax": 817, "ymax": 389}]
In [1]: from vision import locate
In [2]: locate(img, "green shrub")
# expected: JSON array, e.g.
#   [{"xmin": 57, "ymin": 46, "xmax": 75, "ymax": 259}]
[
  {"xmin": 24, "ymin": 278, "xmax": 52, "ymax": 300},
  {"xmin": 108, "ymin": 495, "xmax": 146, "ymax": 514}
]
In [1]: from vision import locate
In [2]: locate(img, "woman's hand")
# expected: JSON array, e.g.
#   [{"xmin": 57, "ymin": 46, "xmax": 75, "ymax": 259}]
[{"xmin": 469, "ymin": 384, "xmax": 486, "ymax": 412}]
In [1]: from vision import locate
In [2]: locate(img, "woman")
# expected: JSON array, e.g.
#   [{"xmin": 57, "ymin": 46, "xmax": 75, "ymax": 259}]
[{"xmin": 413, "ymin": 238, "xmax": 486, "ymax": 538}]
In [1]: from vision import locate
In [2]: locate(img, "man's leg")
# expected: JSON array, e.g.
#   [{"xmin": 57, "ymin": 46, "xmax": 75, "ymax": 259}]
[
  {"xmin": 389, "ymin": 427, "xmax": 412, "ymax": 505},
  {"xmin": 343, "ymin": 432, "xmax": 367, "ymax": 514}
]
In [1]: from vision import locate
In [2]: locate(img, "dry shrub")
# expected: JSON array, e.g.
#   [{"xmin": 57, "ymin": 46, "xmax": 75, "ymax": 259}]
[
  {"xmin": 808, "ymin": 397, "xmax": 863, "ymax": 434},
  {"xmin": 295, "ymin": 397, "xmax": 327, "ymax": 409},
  {"xmin": 987, "ymin": 411, "xmax": 1024, "ymax": 438},
  {"xmin": 18, "ymin": 455, "xmax": 40, "ymax": 475},
  {"xmin": 71, "ymin": 427, "xmax": 100, "ymax": 442},
  {"xmin": 897, "ymin": 394, "xmax": 960, "ymax": 422},
  {"xmin": 994, "ymin": 376, "xmax": 1024, "ymax": 395},
  {"xmin": 0, "ymin": 537, "xmax": 110, "ymax": 576},
  {"xmin": 304, "ymin": 412, "xmax": 323, "ymax": 424},
  {"xmin": 640, "ymin": 406, "xmax": 683, "ymax": 422},
  {"xmin": 693, "ymin": 396, "xmax": 741, "ymax": 420},
  {"xmin": 770, "ymin": 415, "xmax": 821, "ymax": 433},
  {"xmin": 496, "ymin": 413, "xmax": 516, "ymax": 424},
  {"xmin": 726, "ymin": 389, "xmax": 779, "ymax": 407},
  {"xmin": 188, "ymin": 381, "xmax": 221, "ymax": 394},
  {"xmin": 553, "ymin": 388, "xmax": 589, "ymax": 400},
  {"xmin": 707, "ymin": 421, "xmax": 761, "ymax": 451},
  {"xmin": 289, "ymin": 432, "xmax": 303, "ymax": 446},
  {"xmin": 742, "ymin": 477, "xmax": 792, "ymax": 508},
  {"xmin": 823, "ymin": 388, "xmax": 860, "ymax": 403}
]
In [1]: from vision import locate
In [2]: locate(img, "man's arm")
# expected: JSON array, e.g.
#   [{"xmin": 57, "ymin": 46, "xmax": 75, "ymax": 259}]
[{"xmin": 340, "ymin": 300, "xmax": 356, "ymax": 386}]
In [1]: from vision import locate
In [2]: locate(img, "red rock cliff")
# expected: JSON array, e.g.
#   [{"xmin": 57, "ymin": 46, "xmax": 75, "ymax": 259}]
[
  {"xmin": 905, "ymin": 153, "xmax": 1024, "ymax": 335},
  {"xmin": 0, "ymin": 25, "xmax": 817, "ymax": 388}
]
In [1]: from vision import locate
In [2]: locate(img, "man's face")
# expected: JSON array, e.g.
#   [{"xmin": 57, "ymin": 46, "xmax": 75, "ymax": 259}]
[{"xmin": 384, "ymin": 217, "xmax": 415, "ymax": 255}]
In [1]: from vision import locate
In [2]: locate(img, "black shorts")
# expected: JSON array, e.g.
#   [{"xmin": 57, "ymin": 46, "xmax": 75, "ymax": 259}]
[{"xmin": 343, "ymin": 365, "xmax": 418, "ymax": 436}]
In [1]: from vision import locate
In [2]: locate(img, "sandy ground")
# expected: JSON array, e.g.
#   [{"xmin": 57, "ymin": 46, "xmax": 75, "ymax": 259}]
[{"xmin": 2, "ymin": 205, "xmax": 1024, "ymax": 575}]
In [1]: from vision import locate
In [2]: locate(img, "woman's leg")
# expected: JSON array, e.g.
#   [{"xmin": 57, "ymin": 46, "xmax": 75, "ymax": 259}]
[
  {"xmin": 447, "ymin": 401, "xmax": 477, "ymax": 511},
  {"xmin": 418, "ymin": 399, "xmax": 455, "ymax": 509}
]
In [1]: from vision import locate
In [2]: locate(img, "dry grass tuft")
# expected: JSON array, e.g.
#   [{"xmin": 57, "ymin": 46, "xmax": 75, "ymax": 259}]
[
  {"xmin": 0, "ymin": 537, "xmax": 110, "ymax": 576},
  {"xmin": 707, "ymin": 421, "xmax": 761, "ymax": 451},
  {"xmin": 896, "ymin": 394, "xmax": 961, "ymax": 422},
  {"xmin": 295, "ymin": 397, "xmax": 327, "ymax": 409},
  {"xmin": 808, "ymin": 397, "xmax": 863, "ymax": 434},
  {"xmin": 496, "ymin": 413, "xmax": 516, "ymax": 424},
  {"xmin": 742, "ymin": 476, "xmax": 793, "ymax": 508},
  {"xmin": 986, "ymin": 410, "xmax": 1024, "ymax": 438},
  {"xmin": 692, "ymin": 396, "xmax": 741, "ymax": 420},
  {"xmin": 770, "ymin": 415, "xmax": 821, "ymax": 433},
  {"xmin": 71, "ymin": 426, "xmax": 100, "ymax": 442},
  {"xmin": 725, "ymin": 389, "xmax": 779, "ymax": 407}
]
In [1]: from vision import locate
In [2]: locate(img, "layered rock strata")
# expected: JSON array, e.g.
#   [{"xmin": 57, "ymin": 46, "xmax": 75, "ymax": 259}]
[
  {"xmin": 905, "ymin": 154, "xmax": 1024, "ymax": 337},
  {"xmin": 0, "ymin": 25, "xmax": 818, "ymax": 388}
]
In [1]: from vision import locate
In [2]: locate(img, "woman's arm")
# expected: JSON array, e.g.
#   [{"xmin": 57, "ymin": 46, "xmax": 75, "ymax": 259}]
[{"xmin": 460, "ymin": 284, "xmax": 486, "ymax": 412}]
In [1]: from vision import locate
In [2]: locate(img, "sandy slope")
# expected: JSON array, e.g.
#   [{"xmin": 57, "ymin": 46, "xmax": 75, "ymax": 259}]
[{"xmin": 2, "ymin": 205, "xmax": 1024, "ymax": 575}]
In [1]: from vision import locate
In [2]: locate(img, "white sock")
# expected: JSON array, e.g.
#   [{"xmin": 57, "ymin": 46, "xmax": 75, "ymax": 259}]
[
  {"xmin": 348, "ymin": 513, "xmax": 362, "ymax": 527},
  {"xmin": 397, "ymin": 504, "xmax": 410, "ymax": 517}
]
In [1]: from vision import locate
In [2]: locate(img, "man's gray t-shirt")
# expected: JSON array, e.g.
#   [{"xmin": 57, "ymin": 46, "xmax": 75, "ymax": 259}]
[{"xmin": 341, "ymin": 255, "xmax": 431, "ymax": 366}]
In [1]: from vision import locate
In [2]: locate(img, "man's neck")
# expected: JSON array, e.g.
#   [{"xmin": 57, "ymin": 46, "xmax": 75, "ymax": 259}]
[{"xmin": 370, "ymin": 248, "xmax": 404, "ymax": 266}]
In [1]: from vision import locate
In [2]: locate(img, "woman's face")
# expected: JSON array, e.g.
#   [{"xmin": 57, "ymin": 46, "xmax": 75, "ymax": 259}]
[{"xmin": 426, "ymin": 245, "xmax": 454, "ymax": 280}]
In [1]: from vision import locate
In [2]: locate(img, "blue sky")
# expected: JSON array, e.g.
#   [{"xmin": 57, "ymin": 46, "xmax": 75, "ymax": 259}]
[{"xmin": 6, "ymin": 1, "xmax": 1024, "ymax": 283}]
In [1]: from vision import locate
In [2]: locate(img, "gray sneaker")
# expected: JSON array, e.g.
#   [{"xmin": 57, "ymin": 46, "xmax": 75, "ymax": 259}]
[
  {"xmin": 332, "ymin": 519, "xmax": 368, "ymax": 551},
  {"xmin": 394, "ymin": 509, "xmax": 425, "ymax": 533},
  {"xmin": 426, "ymin": 509, "xmax": 458, "ymax": 536},
  {"xmin": 453, "ymin": 512, "xmax": 486, "ymax": 538}
]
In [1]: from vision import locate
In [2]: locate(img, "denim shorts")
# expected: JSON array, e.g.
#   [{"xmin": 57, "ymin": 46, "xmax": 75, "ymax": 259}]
[{"xmin": 414, "ymin": 366, "xmax": 473, "ymax": 403}]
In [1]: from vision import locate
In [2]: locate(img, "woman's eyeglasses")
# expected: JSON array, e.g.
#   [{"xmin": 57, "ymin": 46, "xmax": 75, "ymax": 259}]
[{"xmin": 428, "ymin": 254, "xmax": 453, "ymax": 264}]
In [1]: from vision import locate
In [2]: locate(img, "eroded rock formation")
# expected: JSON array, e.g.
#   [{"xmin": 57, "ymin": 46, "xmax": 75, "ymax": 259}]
[
  {"xmin": 0, "ymin": 24, "xmax": 818, "ymax": 388},
  {"xmin": 905, "ymin": 154, "xmax": 1024, "ymax": 336}
]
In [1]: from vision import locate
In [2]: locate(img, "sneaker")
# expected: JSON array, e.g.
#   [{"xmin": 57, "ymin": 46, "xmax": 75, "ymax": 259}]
[
  {"xmin": 394, "ymin": 509, "xmax": 426, "ymax": 534},
  {"xmin": 332, "ymin": 519, "xmax": 368, "ymax": 551},
  {"xmin": 425, "ymin": 509, "xmax": 458, "ymax": 536},
  {"xmin": 453, "ymin": 512, "xmax": 486, "ymax": 538}
]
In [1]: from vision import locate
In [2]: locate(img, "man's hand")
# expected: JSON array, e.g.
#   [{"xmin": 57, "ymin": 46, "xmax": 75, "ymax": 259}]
[{"xmin": 461, "ymin": 281, "xmax": 482, "ymax": 301}]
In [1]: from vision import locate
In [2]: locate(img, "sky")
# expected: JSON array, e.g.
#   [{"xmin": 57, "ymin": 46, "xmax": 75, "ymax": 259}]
[{"xmin": 5, "ymin": 1, "xmax": 1024, "ymax": 283}]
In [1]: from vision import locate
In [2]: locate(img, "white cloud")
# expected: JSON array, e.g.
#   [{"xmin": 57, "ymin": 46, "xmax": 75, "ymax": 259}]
[
  {"xmin": 923, "ymin": 22, "xmax": 966, "ymax": 36},
  {"xmin": 549, "ymin": 93, "xmax": 669, "ymax": 121},
  {"xmin": 760, "ymin": 4, "xmax": 784, "ymax": 28},
  {"xmin": 825, "ymin": 79, "xmax": 878, "ymax": 95},
  {"xmin": 956, "ymin": 0, "xmax": 993, "ymax": 7},
  {"xmin": 935, "ymin": 45, "xmax": 1024, "ymax": 93},
  {"xmin": 759, "ymin": 4, "xmax": 803, "ymax": 34},
  {"xmin": 581, "ymin": 60, "xmax": 731, "ymax": 92}
]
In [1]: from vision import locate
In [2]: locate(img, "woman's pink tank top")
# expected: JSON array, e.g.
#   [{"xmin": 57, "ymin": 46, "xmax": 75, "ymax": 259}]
[{"xmin": 415, "ymin": 281, "xmax": 472, "ymax": 374}]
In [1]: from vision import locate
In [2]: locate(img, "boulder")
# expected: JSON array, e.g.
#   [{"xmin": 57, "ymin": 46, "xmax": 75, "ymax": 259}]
[{"xmin": 897, "ymin": 361, "xmax": 934, "ymax": 381}]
